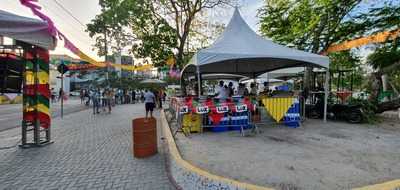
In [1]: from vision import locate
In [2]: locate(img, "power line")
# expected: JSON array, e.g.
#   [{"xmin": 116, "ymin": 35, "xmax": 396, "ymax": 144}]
[
  {"xmin": 53, "ymin": 0, "xmax": 86, "ymax": 27},
  {"xmin": 41, "ymin": 3, "xmax": 93, "ymax": 45}
]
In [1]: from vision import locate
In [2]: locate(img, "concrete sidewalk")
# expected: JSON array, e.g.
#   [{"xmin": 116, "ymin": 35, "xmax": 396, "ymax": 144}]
[
  {"xmin": 0, "ymin": 104, "xmax": 174, "ymax": 190},
  {"xmin": 0, "ymin": 98, "xmax": 89, "ymax": 132}
]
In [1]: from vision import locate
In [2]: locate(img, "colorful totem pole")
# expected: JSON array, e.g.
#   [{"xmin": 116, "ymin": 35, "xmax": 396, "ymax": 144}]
[{"xmin": 20, "ymin": 44, "xmax": 52, "ymax": 148}]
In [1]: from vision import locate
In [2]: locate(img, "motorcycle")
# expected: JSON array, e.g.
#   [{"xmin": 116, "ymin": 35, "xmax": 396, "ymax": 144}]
[{"xmin": 306, "ymin": 99, "xmax": 363, "ymax": 123}]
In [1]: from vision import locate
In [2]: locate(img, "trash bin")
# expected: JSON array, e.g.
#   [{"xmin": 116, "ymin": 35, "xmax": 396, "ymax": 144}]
[{"xmin": 132, "ymin": 118, "xmax": 157, "ymax": 158}]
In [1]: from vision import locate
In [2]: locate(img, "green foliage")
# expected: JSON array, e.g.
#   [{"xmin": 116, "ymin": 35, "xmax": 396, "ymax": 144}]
[
  {"xmin": 349, "ymin": 3, "xmax": 400, "ymax": 35},
  {"xmin": 87, "ymin": 0, "xmax": 177, "ymax": 66},
  {"xmin": 258, "ymin": 0, "xmax": 363, "ymax": 53},
  {"xmin": 88, "ymin": 0, "xmax": 230, "ymax": 68},
  {"xmin": 329, "ymin": 51, "xmax": 364, "ymax": 90},
  {"xmin": 348, "ymin": 97, "xmax": 379, "ymax": 123},
  {"xmin": 164, "ymin": 76, "xmax": 180, "ymax": 85},
  {"xmin": 258, "ymin": 0, "xmax": 400, "ymax": 113},
  {"xmin": 367, "ymin": 49, "xmax": 400, "ymax": 70}
]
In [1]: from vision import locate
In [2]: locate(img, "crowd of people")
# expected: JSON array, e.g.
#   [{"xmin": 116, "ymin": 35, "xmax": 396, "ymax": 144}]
[
  {"xmin": 214, "ymin": 81, "xmax": 260, "ymax": 99},
  {"xmin": 213, "ymin": 80, "xmax": 292, "ymax": 99},
  {"xmin": 78, "ymin": 88, "xmax": 166, "ymax": 115}
]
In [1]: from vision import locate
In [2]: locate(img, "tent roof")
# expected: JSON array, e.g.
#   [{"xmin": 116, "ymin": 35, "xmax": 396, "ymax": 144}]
[
  {"xmin": 188, "ymin": 73, "xmax": 246, "ymax": 81},
  {"xmin": 258, "ymin": 67, "xmax": 304, "ymax": 79},
  {"xmin": 0, "ymin": 10, "xmax": 56, "ymax": 50},
  {"xmin": 182, "ymin": 8, "xmax": 329, "ymax": 77},
  {"xmin": 140, "ymin": 79, "xmax": 166, "ymax": 84}
]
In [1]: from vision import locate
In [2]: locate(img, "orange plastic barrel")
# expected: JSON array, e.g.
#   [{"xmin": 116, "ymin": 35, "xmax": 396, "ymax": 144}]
[{"xmin": 132, "ymin": 118, "xmax": 157, "ymax": 158}]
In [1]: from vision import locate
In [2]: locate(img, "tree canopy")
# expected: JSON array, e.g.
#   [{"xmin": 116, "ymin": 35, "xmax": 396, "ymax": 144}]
[
  {"xmin": 258, "ymin": 0, "xmax": 400, "ymax": 114},
  {"xmin": 87, "ymin": 0, "xmax": 231, "ymax": 67}
]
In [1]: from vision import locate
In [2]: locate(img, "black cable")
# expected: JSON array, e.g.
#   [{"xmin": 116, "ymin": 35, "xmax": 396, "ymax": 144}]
[{"xmin": 53, "ymin": 0, "xmax": 86, "ymax": 27}]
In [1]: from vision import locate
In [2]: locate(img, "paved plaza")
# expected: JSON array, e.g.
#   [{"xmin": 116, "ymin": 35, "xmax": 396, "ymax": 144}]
[
  {"xmin": 0, "ymin": 103, "xmax": 174, "ymax": 190},
  {"xmin": 0, "ymin": 98, "xmax": 88, "ymax": 132}
]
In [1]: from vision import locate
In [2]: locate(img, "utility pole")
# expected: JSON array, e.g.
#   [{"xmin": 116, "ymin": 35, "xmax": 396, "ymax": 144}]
[
  {"xmin": 104, "ymin": 29, "xmax": 109, "ymax": 87},
  {"xmin": 60, "ymin": 73, "xmax": 64, "ymax": 118}
]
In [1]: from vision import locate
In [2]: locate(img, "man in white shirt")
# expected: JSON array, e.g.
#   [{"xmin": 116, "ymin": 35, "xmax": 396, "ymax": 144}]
[
  {"xmin": 144, "ymin": 89, "xmax": 156, "ymax": 118},
  {"xmin": 216, "ymin": 81, "xmax": 226, "ymax": 99}
]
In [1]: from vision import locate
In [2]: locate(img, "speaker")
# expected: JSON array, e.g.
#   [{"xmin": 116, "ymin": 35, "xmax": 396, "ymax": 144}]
[{"xmin": 0, "ymin": 54, "xmax": 23, "ymax": 93}]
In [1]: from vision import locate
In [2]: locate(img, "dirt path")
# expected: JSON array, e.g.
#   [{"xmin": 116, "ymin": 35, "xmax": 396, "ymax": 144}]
[{"xmin": 174, "ymin": 119, "xmax": 400, "ymax": 190}]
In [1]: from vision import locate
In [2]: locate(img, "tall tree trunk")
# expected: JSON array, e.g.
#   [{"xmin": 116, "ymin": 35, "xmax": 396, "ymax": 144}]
[
  {"xmin": 369, "ymin": 60, "xmax": 400, "ymax": 113},
  {"xmin": 381, "ymin": 74, "xmax": 389, "ymax": 101},
  {"xmin": 376, "ymin": 98, "xmax": 400, "ymax": 113}
]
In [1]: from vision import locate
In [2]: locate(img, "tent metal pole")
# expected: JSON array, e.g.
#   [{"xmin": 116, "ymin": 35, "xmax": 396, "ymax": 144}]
[
  {"xmin": 196, "ymin": 66, "xmax": 201, "ymax": 98},
  {"xmin": 323, "ymin": 69, "xmax": 330, "ymax": 123}
]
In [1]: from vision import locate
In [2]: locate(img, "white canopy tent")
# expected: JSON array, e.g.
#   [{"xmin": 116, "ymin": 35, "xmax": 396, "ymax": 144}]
[
  {"xmin": 259, "ymin": 67, "xmax": 304, "ymax": 80},
  {"xmin": 0, "ymin": 10, "xmax": 56, "ymax": 50},
  {"xmin": 181, "ymin": 8, "xmax": 330, "ymax": 122},
  {"xmin": 188, "ymin": 73, "xmax": 246, "ymax": 81},
  {"xmin": 140, "ymin": 79, "xmax": 167, "ymax": 86},
  {"xmin": 182, "ymin": 8, "xmax": 329, "ymax": 77}
]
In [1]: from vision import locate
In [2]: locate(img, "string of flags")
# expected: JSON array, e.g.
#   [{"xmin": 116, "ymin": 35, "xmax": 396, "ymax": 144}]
[{"xmin": 20, "ymin": 0, "xmax": 153, "ymax": 72}]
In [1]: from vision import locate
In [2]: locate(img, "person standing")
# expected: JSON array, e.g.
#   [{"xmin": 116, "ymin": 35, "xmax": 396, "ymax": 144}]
[
  {"xmin": 228, "ymin": 82, "xmax": 234, "ymax": 97},
  {"xmin": 132, "ymin": 89, "xmax": 136, "ymax": 104},
  {"xmin": 144, "ymin": 89, "xmax": 156, "ymax": 118},
  {"xmin": 250, "ymin": 83, "xmax": 258, "ymax": 96},
  {"xmin": 237, "ymin": 83, "xmax": 245, "ymax": 96},
  {"xmin": 216, "ymin": 81, "xmax": 225, "ymax": 99}
]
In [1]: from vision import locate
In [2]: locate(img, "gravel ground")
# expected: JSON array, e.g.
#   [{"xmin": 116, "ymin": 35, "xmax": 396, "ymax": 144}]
[{"xmin": 172, "ymin": 116, "xmax": 400, "ymax": 190}]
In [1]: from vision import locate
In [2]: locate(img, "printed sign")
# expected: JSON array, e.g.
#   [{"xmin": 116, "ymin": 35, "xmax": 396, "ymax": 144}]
[
  {"xmin": 235, "ymin": 104, "xmax": 247, "ymax": 112},
  {"xmin": 196, "ymin": 106, "xmax": 209, "ymax": 114},
  {"xmin": 179, "ymin": 106, "xmax": 188, "ymax": 114},
  {"xmin": 216, "ymin": 106, "xmax": 229, "ymax": 113}
]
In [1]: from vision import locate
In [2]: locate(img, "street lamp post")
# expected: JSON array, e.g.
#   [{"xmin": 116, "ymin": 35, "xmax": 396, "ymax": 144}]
[{"xmin": 57, "ymin": 63, "xmax": 69, "ymax": 118}]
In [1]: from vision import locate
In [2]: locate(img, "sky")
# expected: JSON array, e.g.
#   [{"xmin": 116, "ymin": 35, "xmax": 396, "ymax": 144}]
[{"xmin": 0, "ymin": 0, "xmax": 264, "ymax": 60}]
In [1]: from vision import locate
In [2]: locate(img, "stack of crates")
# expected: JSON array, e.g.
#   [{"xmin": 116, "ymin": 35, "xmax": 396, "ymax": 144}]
[{"xmin": 283, "ymin": 99, "xmax": 300, "ymax": 128}]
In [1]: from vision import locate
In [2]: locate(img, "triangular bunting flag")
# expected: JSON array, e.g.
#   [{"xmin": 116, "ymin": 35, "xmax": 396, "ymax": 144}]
[{"xmin": 262, "ymin": 97, "xmax": 294, "ymax": 122}]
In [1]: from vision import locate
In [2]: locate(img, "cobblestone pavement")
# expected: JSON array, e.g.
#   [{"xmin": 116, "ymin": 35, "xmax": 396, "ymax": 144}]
[{"xmin": 0, "ymin": 103, "xmax": 174, "ymax": 190}]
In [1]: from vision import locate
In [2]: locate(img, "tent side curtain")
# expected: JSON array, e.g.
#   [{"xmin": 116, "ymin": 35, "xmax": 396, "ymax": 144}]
[{"xmin": 0, "ymin": 10, "xmax": 56, "ymax": 50}]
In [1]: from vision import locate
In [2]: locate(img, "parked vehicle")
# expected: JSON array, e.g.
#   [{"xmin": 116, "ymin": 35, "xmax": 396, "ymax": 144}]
[{"xmin": 306, "ymin": 99, "xmax": 363, "ymax": 123}]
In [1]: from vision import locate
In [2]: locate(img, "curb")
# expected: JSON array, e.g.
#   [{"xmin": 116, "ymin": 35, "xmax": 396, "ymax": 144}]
[
  {"xmin": 160, "ymin": 110, "xmax": 400, "ymax": 190},
  {"xmin": 353, "ymin": 180, "xmax": 400, "ymax": 190},
  {"xmin": 160, "ymin": 110, "xmax": 272, "ymax": 190}
]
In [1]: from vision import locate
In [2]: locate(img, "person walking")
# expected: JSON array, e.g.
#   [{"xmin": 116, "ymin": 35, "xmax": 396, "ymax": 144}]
[
  {"xmin": 158, "ymin": 90, "xmax": 163, "ymax": 109},
  {"xmin": 91, "ymin": 89, "xmax": 100, "ymax": 115},
  {"xmin": 80, "ymin": 89, "xmax": 85, "ymax": 104},
  {"xmin": 105, "ymin": 88, "xmax": 112, "ymax": 114},
  {"xmin": 132, "ymin": 89, "xmax": 136, "ymax": 104},
  {"xmin": 58, "ymin": 88, "xmax": 64, "ymax": 102},
  {"xmin": 140, "ymin": 91, "xmax": 145, "ymax": 103},
  {"xmin": 84, "ymin": 89, "xmax": 90, "ymax": 106},
  {"xmin": 144, "ymin": 89, "xmax": 156, "ymax": 118},
  {"xmin": 50, "ymin": 88, "xmax": 56, "ymax": 103}
]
